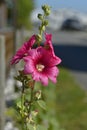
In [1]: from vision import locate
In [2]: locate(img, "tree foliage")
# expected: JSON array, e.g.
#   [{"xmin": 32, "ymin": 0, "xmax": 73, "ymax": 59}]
[{"xmin": 16, "ymin": 0, "xmax": 34, "ymax": 28}]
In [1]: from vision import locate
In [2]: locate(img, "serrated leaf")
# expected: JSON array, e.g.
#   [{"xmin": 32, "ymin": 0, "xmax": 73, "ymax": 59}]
[{"xmin": 37, "ymin": 100, "xmax": 47, "ymax": 110}]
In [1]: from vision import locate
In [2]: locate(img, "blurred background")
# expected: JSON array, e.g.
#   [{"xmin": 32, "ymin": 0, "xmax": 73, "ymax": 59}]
[{"xmin": 0, "ymin": 0, "xmax": 87, "ymax": 130}]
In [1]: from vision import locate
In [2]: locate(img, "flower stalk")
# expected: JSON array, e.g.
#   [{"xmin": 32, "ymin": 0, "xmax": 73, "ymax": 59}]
[
  {"xmin": 15, "ymin": 71, "xmax": 44, "ymax": 130},
  {"xmin": 36, "ymin": 5, "xmax": 51, "ymax": 45},
  {"xmin": 11, "ymin": 4, "xmax": 61, "ymax": 130},
  {"xmin": 21, "ymin": 92, "xmax": 25, "ymax": 129}
]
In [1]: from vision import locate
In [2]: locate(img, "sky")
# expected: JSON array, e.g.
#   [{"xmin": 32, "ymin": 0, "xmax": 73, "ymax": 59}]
[{"xmin": 35, "ymin": 0, "xmax": 87, "ymax": 13}]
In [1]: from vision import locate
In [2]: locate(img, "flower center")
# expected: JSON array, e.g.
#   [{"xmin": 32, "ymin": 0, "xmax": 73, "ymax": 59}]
[{"xmin": 36, "ymin": 64, "xmax": 45, "ymax": 72}]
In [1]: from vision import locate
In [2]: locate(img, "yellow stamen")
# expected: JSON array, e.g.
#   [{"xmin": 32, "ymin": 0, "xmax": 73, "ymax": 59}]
[{"xmin": 36, "ymin": 64, "xmax": 45, "ymax": 72}]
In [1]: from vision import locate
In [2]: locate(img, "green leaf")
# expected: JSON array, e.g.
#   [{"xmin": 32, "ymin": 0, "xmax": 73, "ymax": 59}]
[
  {"xmin": 37, "ymin": 100, "xmax": 47, "ymax": 110},
  {"xmin": 17, "ymin": 101, "xmax": 21, "ymax": 109},
  {"xmin": 27, "ymin": 124, "xmax": 35, "ymax": 130},
  {"xmin": 37, "ymin": 125, "xmax": 47, "ymax": 130}
]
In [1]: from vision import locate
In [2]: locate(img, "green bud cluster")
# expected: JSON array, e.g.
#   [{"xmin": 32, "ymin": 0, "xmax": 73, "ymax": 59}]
[
  {"xmin": 43, "ymin": 20, "xmax": 49, "ymax": 26},
  {"xmin": 36, "ymin": 34, "xmax": 42, "ymax": 45},
  {"xmin": 15, "ymin": 70, "xmax": 32, "ymax": 89},
  {"xmin": 36, "ymin": 4, "xmax": 51, "ymax": 45},
  {"xmin": 15, "ymin": 70, "xmax": 47, "ymax": 129},
  {"xmin": 42, "ymin": 5, "xmax": 51, "ymax": 16},
  {"xmin": 38, "ymin": 13, "xmax": 43, "ymax": 20}
]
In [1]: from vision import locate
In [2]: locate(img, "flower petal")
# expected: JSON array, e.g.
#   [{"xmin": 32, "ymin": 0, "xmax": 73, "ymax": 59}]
[
  {"xmin": 46, "ymin": 66, "xmax": 59, "ymax": 83},
  {"xmin": 26, "ymin": 35, "xmax": 36, "ymax": 49},
  {"xmin": 10, "ymin": 44, "xmax": 27, "ymax": 64},
  {"xmin": 23, "ymin": 56, "xmax": 35, "ymax": 74},
  {"xmin": 39, "ymin": 74, "xmax": 48, "ymax": 86},
  {"xmin": 32, "ymin": 71, "xmax": 40, "ymax": 81},
  {"xmin": 11, "ymin": 35, "xmax": 36, "ymax": 65},
  {"xmin": 48, "ymin": 56, "xmax": 62, "ymax": 66},
  {"xmin": 37, "ymin": 47, "xmax": 61, "ymax": 67},
  {"xmin": 44, "ymin": 33, "xmax": 62, "ymax": 66},
  {"xmin": 44, "ymin": 33, "xmax": 55, "ymax": 56},
  {"xmin": 28, "ymin": 49, "xmax": 42, "ymax": 61}
]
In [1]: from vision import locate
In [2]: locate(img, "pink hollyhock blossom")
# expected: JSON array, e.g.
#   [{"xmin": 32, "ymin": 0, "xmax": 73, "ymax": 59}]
[
  {"xmin": 44, "ymin": 33, "xmax": 55, "ymax": 57},
  {"xmin": 11, "ymin": 35, "xmax": 36, "ymax": 64},
  {"xmin": 23, "ymin": 47, "xmax": 61, "ymax": 86},
  {"xmin": 44, "ymin": 33, "xmax": 61, "ymax": 63}
]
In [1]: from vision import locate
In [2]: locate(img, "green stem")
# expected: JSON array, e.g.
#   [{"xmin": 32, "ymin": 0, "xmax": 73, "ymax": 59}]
[
  {"xmin": 21, "ymin": 81, "xmax": 35, "ymax": 130},
  {"xmin": 39, "ymin": 14, "xmax": 46, "ymax": 36},
  {"xmin": 28, "ymin": 81, "xmax": 35, "ymax": 113},
  {"xmin": 21, "ymin": 84, "xmax": 25, "ymax": 130},
  {"xmin": 25, "ymin": 81, "xmax": 35, "ymax": 130}
]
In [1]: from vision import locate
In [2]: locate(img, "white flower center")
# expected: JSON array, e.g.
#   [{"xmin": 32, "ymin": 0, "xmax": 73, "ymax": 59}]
[{"xmin": 36, "ymin": 64, "xmax": 45, "ymax": 72}]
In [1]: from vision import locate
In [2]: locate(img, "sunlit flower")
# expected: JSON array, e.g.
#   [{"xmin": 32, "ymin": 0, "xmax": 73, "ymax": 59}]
[
  {"xmin": 11, "ymin": 35, "xmax": 36, "ymax": 64},
  {"xmin": 23, "ymin": 47, "xmax": 61, "ymax": 86},
  {"xmin": 44, "ymin": 33, "xmax": 55, "ymax": 57}
]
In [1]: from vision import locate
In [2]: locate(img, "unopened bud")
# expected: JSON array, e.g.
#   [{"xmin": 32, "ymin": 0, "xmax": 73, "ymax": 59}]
[
  {"xmin": 42, "ymin": 5, "xmax": 47, "ymax": 11},
  {"xmin": 31, "ymin": 110, "xmax": 38, "ymax": 117},
  {"xmin": 42, "ymin": 5, "xmax": 51, "ymax": 16},
  {"xmin": 38, "ymin": 14, "xmax": 43, "ymax": 20},
  {"xmin": 35, "ymin": 90, "xmax": 41, "ymax": 99},
  {"xmin": 39, "ymin": 25, "xmax": 45, "ymax": 31},
  {"xmin": 36, "ymin": 34, "xmax": 42, "ymax": 43},
  {"xmin": 45, "ymin": 8, "xmax": 51, "ymax": 16},
  {"xmin": 43, "ymin": 20, "xmax": 48, "ymax": 26},
  {"xmin": 42, "ymin": 25, "xmax": 45, "ymax": 31},
  {"xmin": 28, "ymin": 80, "xmax": 35, "ymax": 89}
]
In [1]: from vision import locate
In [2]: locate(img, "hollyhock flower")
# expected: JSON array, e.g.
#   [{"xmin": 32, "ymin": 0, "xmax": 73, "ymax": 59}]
[
  {"xmin": 11, "ymin": 35, "xmax": 36, "ymax": 64},
  {"xmin": 44, "ymin": 33, "xmax": 61, "ymax": 63},
  {"xmin": 23, "ymin": 47, "xmax": 61, "ymax": 86},
  {"xmin": 44, "ymin": 33, "xmax": 55, "ymax": 57}
]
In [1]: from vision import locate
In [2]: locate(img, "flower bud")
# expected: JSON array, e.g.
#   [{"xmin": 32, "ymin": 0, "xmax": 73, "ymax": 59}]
[
  {"xmin": 45, "ymin": 8, "xmax": 51, "ymax": 16},
  {"xmin": 42, "ymin": 5, "xmax": 48, "ymax": 11},
  {"xmin": 43, "ymin": 20, "xmax": 48, "ymax": 26},
  {"xmin": 39, "ymin": 25, "xmax": 45, "ymax": 31},
  {"xmin": 42, "ymin": 25, "xmax": 46, "ymax": 31},
  {"xmin": 28, "ymin": 80, "xmax": 35, "ymax": 89},
  {"xmin": 36, "ymin": 34, "xmax": 42, "ymax": 43},
  {"xmin": 42, "ymin": 5, "xmax": 51, "ymax": 16},
  {"xmin": 38, "ymin": 14, "xmax": 43, "ymax": 20},
  {"xmin": 35, "ymin": 90, "xmax": 42, "ymax": 99},
  {"xmin": 31, "ymin": 110, "xmax": 38, "ymax": 117}
]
